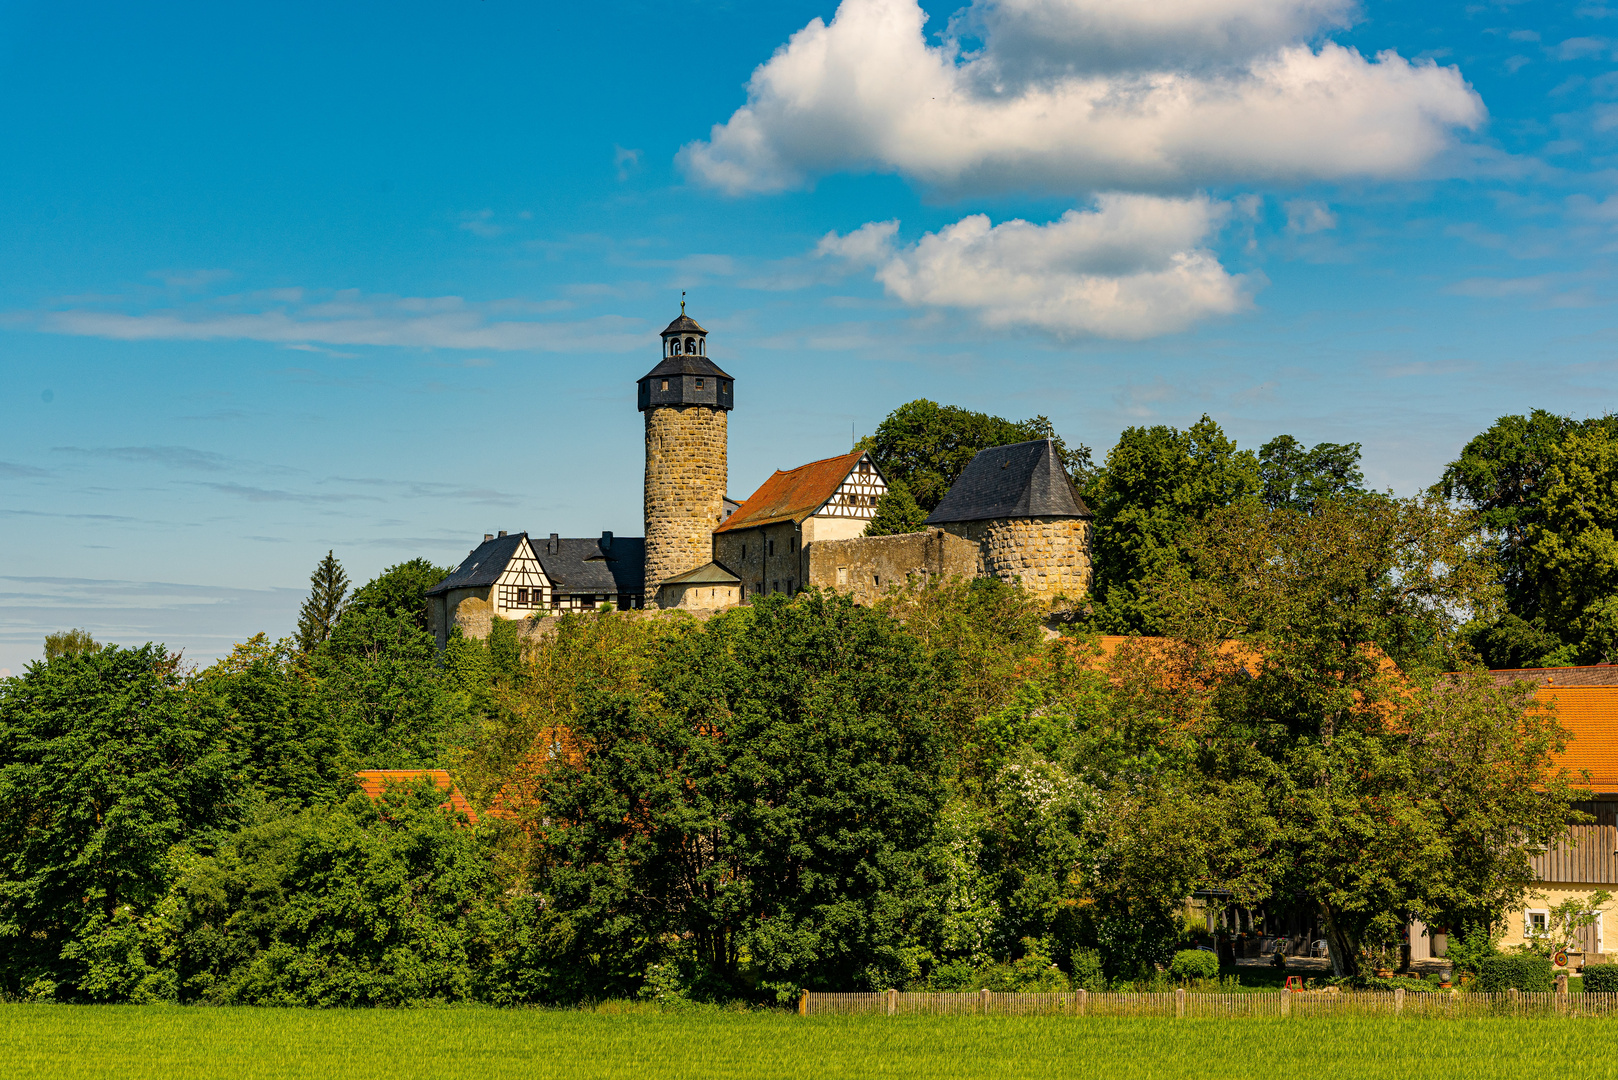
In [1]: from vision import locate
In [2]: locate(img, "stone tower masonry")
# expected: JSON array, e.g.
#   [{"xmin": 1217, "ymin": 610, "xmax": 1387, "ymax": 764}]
[{"xmin": 637, "ymin": 303, "xmax": 734, "ymax": 606}]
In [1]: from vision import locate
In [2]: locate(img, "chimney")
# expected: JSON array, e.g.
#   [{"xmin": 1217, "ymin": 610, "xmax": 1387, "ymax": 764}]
[
  {"xmin": 601, "ymin": 530, "xmax": 613, "ymax": 551},
  {"xmin": 484, "ymin": 533, "xmax": 493, "ymax": 542},
  {"xmin": 549, "ymin": 532, "xmax": 559, "ymax": 554},
  {"xmin": 498, "ymin": 530, "xmax": 508, "ymax": 538}
]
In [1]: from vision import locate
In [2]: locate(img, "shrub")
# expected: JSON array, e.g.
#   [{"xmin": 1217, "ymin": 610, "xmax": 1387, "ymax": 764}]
[
  {"xmin": 1169, "ymin": 949, "xmax": 1220, "ymax": 981},
  {"xmin": 1069, "ymin": 949, "xmax": 1106, "ymax": 992},
  {"xmin": 1582, "ymin": 964, "xmax": 1618, "ymax": 993},
  {"xmin": 1476, "ymin": 954, "xmax": 1552, "ymax": 992}
]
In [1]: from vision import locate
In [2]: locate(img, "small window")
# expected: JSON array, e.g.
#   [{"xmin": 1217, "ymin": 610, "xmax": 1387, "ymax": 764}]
[
  {"xmin": 581, "ymin": 596, "xmax": 596, "ymax": 610},
  {"xmin": 772, "ymin": 580, "xmax": 779, "ymax": 593},
  {"xmin": 874, "ymin": 574, "xmax": 880, "ymax": 587},
  {"xmin": 837, "ymin": 567, "xmax": 848, "ymax": 586},
  {"xmin": 741, "ymin": 544, "xmax": 747, "ymax": 559},
  {"xmin": 517, "ymin": 588, "xmax": 528, "ymax": 605},
  {"xmin": 790, "ymin": 536, "xmax": 796, "ymax": 552},
  {"xmin": 859, "ymin": 460, "xmax": 871, "ymax": 474},
  {"xmin": 661, "ymin": 379, "xmax": 669, "ymax": 391},
  {"xmin": 696, "ymin": 377, "xmax": 705, "ymax": 390},
  {"xmin": 788, "ymin": 578, "xmax": 795, "ymax": 594},
  {"xmin": 767, "ymin": 539, "xmax": 774, "ymax": 556},
  {"xmin": 1528, "ymin": 911, "xmax": 1549, "ymax": 934}
]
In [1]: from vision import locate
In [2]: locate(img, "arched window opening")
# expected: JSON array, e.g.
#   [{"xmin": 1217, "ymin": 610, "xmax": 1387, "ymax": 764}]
[
  {"xmin": 669, "ymin": 338, "xmax": 682, "ymax": 355},
  {"xmin": 685, "ymin": 337, "xmax": 696, "ymax": 353},
  {"xmin": 698, "ymin": 339, "xmax": 705, "ymax": 355}
]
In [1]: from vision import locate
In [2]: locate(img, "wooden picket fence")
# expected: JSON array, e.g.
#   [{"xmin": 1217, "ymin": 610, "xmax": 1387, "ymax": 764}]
[{"xmin": 798, "ymin": 989, "xmax": 1618, "ymax": 1019}]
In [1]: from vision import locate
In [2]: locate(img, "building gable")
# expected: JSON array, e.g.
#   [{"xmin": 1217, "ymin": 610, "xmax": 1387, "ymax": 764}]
[{"xmin": 716, "ymin": 450, "xmax": 881, "ymax": 534}]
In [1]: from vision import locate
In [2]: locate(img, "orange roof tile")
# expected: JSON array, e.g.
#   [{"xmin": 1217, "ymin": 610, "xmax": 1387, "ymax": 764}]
[
  {"xmin": 1490, "ymin": 665, "xmax": 1618, "ymax": 688},
  {"xmin": 1531, "ymin": 687, "xmax": 1618, "ymax": 794},
  {"xmin": 714, "ymin": 451, "xmax": 868, "ymax": 534},
  {"xmin": 355, "ymin": 769, "xmax": 478, "ymax": 825}
]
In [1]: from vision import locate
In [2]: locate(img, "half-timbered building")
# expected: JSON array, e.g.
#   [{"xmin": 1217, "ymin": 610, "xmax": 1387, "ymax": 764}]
[
  {"xmin": 426, "ymin": 529, "xmax": 646, "ymax": 646},
  {"xmin": 709, "ymin": 450, "xmax": 888, "ymax": 601}
]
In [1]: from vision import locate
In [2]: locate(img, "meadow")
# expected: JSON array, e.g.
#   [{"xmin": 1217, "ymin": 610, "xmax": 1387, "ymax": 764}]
[{"xmin": 9, "ymin": 1005, "xmax": 1618, "ymax": 1080}]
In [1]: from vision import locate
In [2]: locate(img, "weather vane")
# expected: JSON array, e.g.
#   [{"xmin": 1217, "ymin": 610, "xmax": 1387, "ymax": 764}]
[{"xmin": 681, "ymin": 290, "xmax": 686, "ymax": 315}]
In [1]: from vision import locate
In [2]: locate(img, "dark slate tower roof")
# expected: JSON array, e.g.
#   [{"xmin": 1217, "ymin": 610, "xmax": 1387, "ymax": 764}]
[
  {"xmin": 638, "ymin": 300, "xmax": 734, "ymax": 412},
  {"xmin": 924, "ymin": 439, "xmax": 1093, "ymax": 524}
]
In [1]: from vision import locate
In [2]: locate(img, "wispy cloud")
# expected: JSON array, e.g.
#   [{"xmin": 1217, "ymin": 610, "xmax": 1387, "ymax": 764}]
[
  {"xmin": 52, "ymin": 445, "xmax": 232, "ymax": 471},
  {"xmin": 195, "ymin": 482, "xmax": 385, "ymax": 505},
  {"xmin": 0, "ymin": 461, "xmax": 51, "ymax": 479},
  {"xmin": 12, "ymin": 288, "xmax": 650, "ymax": 353}
]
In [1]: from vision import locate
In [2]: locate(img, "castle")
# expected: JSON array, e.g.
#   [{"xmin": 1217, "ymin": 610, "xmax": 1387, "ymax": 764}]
[{"xmin": 426, "ymin": 306, "xmax": 1094, "ymax": 644}]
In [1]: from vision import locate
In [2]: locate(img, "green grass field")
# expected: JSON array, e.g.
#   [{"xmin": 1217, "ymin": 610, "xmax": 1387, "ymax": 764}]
[{"xmin": 9, "ymin": 1005, "xmax": 1618, "ymax": 1080}]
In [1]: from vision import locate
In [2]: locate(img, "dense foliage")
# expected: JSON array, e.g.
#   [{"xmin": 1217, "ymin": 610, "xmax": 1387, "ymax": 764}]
[{"xmin": 4, "ymin": 402, "xmax": 1609, "ymax": 1003}]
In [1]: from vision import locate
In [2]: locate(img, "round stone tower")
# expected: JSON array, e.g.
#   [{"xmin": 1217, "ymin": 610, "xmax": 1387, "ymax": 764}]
[{"xmin": 638, "ymin": 302, "xmax": 734, "ymax": 606}]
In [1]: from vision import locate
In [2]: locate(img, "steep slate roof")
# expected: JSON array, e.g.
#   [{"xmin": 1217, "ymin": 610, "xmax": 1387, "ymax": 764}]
[
  {"xmin": 535, "ymin": 533, "xmax": 646, "ymax": 596},
  {"xmin": 427, "ymin": 532, "xmax": 645, "ymax": 598},
  {"xmin": 426, "ymin": 533, "xmax": 528, "ymax": 596},
  {"xmin": 925, "ymin": 439, "xmax": 1093, "ymax": 525},
  {"xmin": 356, "ymin": 769, "xmax": 478, "ymax": 824},
  {"xmin": 715, "ymin": 450, "xmax": 869, "ymax": 534},
  {"xmin": 663, "ymin": 312, "xmax": 707, "ymax": 335},
  {"xmin": 639, "ymin": 353, "xmax": 733, "ymax": 380},
  {"xmin": 661, "ymin": 560, "xmax": 741, "ymax": 585}
]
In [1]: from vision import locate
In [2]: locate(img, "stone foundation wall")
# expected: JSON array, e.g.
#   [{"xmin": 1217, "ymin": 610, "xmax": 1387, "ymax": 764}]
[
  {"xmin": 805, "ymin": 529, "xmax": 979, "ymax": 605},
  {"xmin": 941, "ymin": 517, "xmax": 1092, "ymax": 608},
  {"xmin": 645, "ymin": 405, "xmax": 727, "ymax": 604}
]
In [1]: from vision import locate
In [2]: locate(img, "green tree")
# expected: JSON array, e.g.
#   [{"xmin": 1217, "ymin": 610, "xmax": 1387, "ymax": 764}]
[
  {"xmin": 166, "ymin": 778, "xmax": 495, "ymax": 1005},
  {"xmin": 310, "ymin": 609, "xmax": 468, "ymax": 770},
  {"xmin": 1153, "ymin": 497, "xmax": 1572, "ymax": 976},
  {"xmin": 345, "ymin": 558, "xmax": 453, "ymax": 631},
  {"xmin": 191, "ymin": 634, "xmax": 339, "ymax": 807},
  {"xmin": 532, "ymin": 592, "xmax": 945, "ymax": 1000},
  {"xmin": 861, "ymin": 400, "xmax": 1091, "ymax": 512},
  {"xmin": 43, "ymin": 628, "xmax": 100, "ymax": 662},
  {"xmin": 1258, "ymin": 435, "xmax": 1366, "ymax": 512},
  {"xmin": 865, "ymin": 477, "xmax": 927, "ymax": 536},
  {"xmin": 1439, "ymin": 411, "xmax": 1618, "ymax": 667},
  {"xmin": 296, "ymin": 551, "xmax": 350, "ymax": 653},
  {"xmin": 1083, "ymin": 415, "xmax": 1259, "ymax": 634},
  {"xmin": 0, "ymin": 644, "xmax": 233, "ymax": 998},
  {"xmin": 1527, "ymin": 425, "xmax": 1618, "ymax": 664}
]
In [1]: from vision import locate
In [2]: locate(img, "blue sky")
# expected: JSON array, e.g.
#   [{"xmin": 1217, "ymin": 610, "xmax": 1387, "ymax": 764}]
[{"xmin": 3, "ymin": 0, "xmax": 1617, "ymax": 675}]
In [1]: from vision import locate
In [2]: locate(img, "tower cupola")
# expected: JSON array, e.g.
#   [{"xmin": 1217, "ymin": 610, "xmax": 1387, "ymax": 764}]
[{"xmin": 638, "ymin": 299, "xmax": 734, "ymax": 412}]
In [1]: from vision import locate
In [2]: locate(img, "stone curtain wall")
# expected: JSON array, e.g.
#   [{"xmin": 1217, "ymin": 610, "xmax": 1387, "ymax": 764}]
[
  {"xmin": 943, "ymin": 517, "xmax": 1093, "ymax": 608},
  {"xmin": 806, "ymin": 529, "xmax": 979, "ymax": 605},
  {"xmin": 644, "ymin": 404, "xmax": 728, "ymax": 603}
]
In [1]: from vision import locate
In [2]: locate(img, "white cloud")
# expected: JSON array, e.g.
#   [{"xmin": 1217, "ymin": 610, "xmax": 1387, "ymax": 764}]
[
  {"xmin": 680, "ymin": 0, "xmax": 1484, "ymax": 196},
  {"xmin": 957, "ymin": 0, "xmax": 1357, "ymax": 79},
  {"xmin": 1284, "ymin": 199, "xmax": 1337, "ymax": 233},
  {"xmin": 17, "ymin": 290, "xmax": 650, "ymax": 353},
  {"xmin": 817, "ymin": 193, "xmax": 1252, "ymax": 338}
]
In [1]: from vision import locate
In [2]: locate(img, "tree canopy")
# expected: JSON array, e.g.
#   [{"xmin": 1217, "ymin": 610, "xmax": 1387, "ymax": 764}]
[{"xmin": 861, "ymin": 400, "xmax": 1091, "ymax": 512}]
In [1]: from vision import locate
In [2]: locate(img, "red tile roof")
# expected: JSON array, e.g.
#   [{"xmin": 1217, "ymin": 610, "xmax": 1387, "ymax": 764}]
[
  {"xmin": 714, "ymin": 451, "xmax": 867, "ymax": 534},
  {"xmin": 1528, "ymin": 688, "xmax": 1618, "ymax": 793},
  {"xmin": 1490, "ymin": 665, "xmax": 1618, "ymax": 688},
  {"xmin": 355, "ymin": 769, "xmax": 478, "ymax": 824}
]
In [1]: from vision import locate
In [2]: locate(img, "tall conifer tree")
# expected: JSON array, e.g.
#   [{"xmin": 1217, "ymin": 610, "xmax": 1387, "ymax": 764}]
[{"xmin": 296, "ymin": 550, "xmax": 349, "ymax": 653}]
